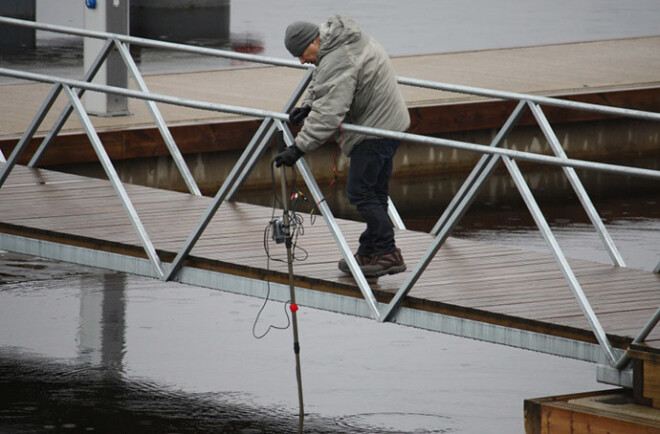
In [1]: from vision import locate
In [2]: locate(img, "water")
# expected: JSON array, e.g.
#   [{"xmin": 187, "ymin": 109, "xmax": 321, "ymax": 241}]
[
  {"xmin": 0, "ymin": 250, "xmax": 613, "ymax": 433},
  {"xmin": 0, "ymin": 186, "xmax": 658, "ymax": 432},
  {"xmin": 2, "ymin": 1, "xmax": 660, "ymax": 432}
]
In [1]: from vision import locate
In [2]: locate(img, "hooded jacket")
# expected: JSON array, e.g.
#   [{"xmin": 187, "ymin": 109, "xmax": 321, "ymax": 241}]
[{"xmin": 294, "ymin": 15, "xmax": 410, "ymax": 157}]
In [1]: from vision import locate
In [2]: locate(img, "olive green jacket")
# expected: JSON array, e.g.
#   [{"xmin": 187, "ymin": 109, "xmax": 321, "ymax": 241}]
[{"xmin": 294, "ymin": 15, "xmax": 410, "ymax": 157}]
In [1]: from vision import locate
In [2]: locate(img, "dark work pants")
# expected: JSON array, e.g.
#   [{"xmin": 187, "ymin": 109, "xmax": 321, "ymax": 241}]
[{"xmin": 346, "ymin": 138, "xmax": 400, "ymax": 257}]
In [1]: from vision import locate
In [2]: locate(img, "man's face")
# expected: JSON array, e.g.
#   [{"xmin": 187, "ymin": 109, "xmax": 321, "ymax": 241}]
[{"xmin": 298, "ymin": 37, "xmax": 320, "ymax": 65}]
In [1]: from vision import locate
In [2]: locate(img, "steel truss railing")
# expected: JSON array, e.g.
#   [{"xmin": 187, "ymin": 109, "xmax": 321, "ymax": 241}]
[{"xmin": 1, "ymin": 17, "xmax": 659, "ymax": 369}]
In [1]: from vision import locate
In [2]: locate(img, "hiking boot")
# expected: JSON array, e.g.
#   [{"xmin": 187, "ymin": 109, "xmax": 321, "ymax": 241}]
[
  {"xmin": 360, "ymin": 248, "xmax": 407, "ymax": 277},
  {"xmin": 338, "ymin": 253, "xmax": 374, "ymax": 274}
]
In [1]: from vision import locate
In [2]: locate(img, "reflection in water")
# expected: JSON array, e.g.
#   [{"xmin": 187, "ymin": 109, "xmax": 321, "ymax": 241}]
[
  {"xmin": 0, "ymin": 352, "xmax": 335, "ymax": 433},
  {"xmin": 78, "ymin": 273, "xmax": 126, "ymax": 373}
]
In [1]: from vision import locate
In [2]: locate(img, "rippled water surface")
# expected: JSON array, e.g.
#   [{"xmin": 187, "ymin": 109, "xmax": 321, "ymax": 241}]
[
  {"xmin": 1, "ymin": 186, "xmax": 658, "ymax": 433},
  {"xmin": 0, "ymin": 249, "xmax": 613, "ymax": 433}
]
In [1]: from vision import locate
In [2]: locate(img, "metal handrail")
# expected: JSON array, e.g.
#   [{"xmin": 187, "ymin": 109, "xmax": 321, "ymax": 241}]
[
  {"xmin": 3, "ymin": 68, "xmax": 658, "ymax": 181},
  {"xmin": 4, "ymin": 16, "xmax": 660, "ymax": 123},
  {"xmin": 2, "ymin": 67, "xmax": 659, "ymax": 361},
  {"xmin": 0, "ymin": 16, "xmax": 308, "ymax": 70},
  {"xmin": 1, "ymin": 17, "xmax": 659, "ymax": 366}
]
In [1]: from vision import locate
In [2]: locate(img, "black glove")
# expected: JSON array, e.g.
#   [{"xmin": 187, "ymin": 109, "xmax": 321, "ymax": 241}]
[
  {"xmin": 274, "ymin": 145, "xmax": 305, "ymax": 167},
  {"xmin": 288, "ymin": 105, "xmax": 311, "ymax": 126}
]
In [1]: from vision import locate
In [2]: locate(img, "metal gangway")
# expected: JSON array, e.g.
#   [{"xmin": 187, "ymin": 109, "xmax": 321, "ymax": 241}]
[{"xmin": 1, "ymin": 17, "xmax": 660, "ymax": 386}]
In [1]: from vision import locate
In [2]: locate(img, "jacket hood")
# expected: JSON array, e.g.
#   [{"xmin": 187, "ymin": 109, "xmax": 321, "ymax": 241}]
[{"xmin": 318, "ymin": 15, "xmax": 362, "ymax": 60}]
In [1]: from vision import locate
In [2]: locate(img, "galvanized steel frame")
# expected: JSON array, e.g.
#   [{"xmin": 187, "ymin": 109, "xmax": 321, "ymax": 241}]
[
  {"xmin": 1, "ymin": 17, "xmax": 660, "ymax": 367},
  {"xmin": 2, "ymin": 68, "xmax": 659, "ymax": 366},
  {"xmin": 0, "ymin": 231, "xmax": 629, "ymax": 385}
]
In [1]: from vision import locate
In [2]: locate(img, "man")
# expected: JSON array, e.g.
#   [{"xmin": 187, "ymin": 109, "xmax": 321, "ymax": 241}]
[{"xmin": 276, "ymin": 15, "xmax": 410, "ymax": 278}]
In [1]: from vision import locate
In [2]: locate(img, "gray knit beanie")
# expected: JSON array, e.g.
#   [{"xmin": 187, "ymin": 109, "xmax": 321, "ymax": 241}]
[{"xmin": 284, "ymin": 21, "xmax": 319, "ymax": 57}]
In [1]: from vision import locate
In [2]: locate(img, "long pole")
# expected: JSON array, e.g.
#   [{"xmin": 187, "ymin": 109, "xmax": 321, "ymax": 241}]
[{"xmin": 279, "ymin": 165, "xmax": 305, "ymax": 433}]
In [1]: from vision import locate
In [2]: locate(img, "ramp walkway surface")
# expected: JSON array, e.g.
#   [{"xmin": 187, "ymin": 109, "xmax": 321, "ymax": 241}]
[{"xmin": 1, "ymin": 164, "xmax": 659, "ymax": 357}]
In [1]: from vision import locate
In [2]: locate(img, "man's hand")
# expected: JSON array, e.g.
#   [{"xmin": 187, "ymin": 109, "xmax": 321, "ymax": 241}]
[
  {"xmin": 275, "ymin": 145, "xmax": 305, "ymax": 167},
  {"xmin": 288, "ymin": 105, "xmax": 311, "ymax": 126}
]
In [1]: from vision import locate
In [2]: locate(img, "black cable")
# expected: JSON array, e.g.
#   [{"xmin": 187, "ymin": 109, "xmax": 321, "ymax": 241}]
[
  {"xmin": 252, "ymin": 159, "xmax": 308, "ymax": 338},
  {"xmin": 251, "ymin": 250, "xmax": 291, "ymax": 339}
]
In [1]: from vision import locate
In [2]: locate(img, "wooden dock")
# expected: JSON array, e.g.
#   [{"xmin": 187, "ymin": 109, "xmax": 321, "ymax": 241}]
[
  {"xmin": 2, "ymin": 163, "xmax": 659, "ymax": 358},
  {"xmin": 2, "ymin": 36, "xmax": 660, "ymax": 187}
]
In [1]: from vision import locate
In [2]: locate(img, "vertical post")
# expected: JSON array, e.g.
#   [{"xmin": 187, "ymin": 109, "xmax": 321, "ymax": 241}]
[{"xmin": 83, "ymin": 0, "xmax": 129, "ymax": 116}]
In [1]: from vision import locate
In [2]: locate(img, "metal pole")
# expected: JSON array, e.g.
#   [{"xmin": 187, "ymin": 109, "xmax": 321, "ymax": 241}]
[
  {"xmin": 0, "ymin": 83, "xmax": 63, "ymax": 189},
  {"xmin": 278, "ymin": 123, "xmax": 382, "ymax": 320},
  {"xmin": 62, "ymin": 84, "xmax": 165, "ymax": 279},
  {"xmin": 226, "ymin": 68, "xmax": 315, "ymax": 200},
  {"xmin": 528, "ymin": 101, "xmax": 626, "ymax": 267},
  {"xmin": 502, "ymin": 155, "xmax": 619, "ymax": 365},
  {"xmin": 382, "ymin": 102, "xmax": 527, "ymax": 323},
  {"xmin": 82, "ymin": 0, "xmax": 129, "ymax": 116},
  {"xmin": 3, "ymin": 68, "xmax": 657, "ymax": 182},
  {"xmin": 29, "ymin": 39, "xmax": 115, "ymax": 167},
  {"xmin": 114, "ymin": 39, "xmax": 202, "ymax": 196},
  {"xmin": 387, "ymin": 196, "xmax": 406, "ymax": 230},
  {"xmin": 278, "ymin": 163, "xmax": 305, "ymax": 434}
]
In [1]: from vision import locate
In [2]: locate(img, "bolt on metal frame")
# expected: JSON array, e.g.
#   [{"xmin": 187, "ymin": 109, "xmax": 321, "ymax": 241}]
[{"xmin": 1, "ymin": 17, "xmax": 660, "ymax": 366}]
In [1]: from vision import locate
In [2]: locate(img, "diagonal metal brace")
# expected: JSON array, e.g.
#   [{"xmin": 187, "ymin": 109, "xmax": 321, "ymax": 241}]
[
  {"xmin": 63, "ymin": 84, "xmax": 166, "ymax": 279},
  {"xmin": 114, "ymin": 39, "xmax": 202, "ymax": 196},
  {"xmin": 527, "ymin": 101, "xmax": 625, "ymax": 267},
  {"xmin": 28, "ymin": 39, "xmax": 115, "ymax": 168},
  {"xmin": 0, "ymin": 84, "xmax": 64, "ymax": 189},
  {"xmin": 381, "ymin": 101, "xmax": 527, "ymax": 323},
  {"xmin": 502, "ymin": 155, "xmax": 619, "ymax": 365}
]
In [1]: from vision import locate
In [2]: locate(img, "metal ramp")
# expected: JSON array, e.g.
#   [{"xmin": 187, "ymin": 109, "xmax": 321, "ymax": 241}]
[{"xmin": 1, "ymin": 17, "xmax": 660, "ymax": 388}]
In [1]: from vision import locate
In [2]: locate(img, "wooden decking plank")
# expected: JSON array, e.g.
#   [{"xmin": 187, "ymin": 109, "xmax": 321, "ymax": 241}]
[{"xmin": 2, "ymin": 164, "xmax": 660, "ymax": 349}]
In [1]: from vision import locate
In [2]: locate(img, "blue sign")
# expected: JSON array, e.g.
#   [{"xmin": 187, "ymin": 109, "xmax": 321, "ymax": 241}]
[{"xmin": 85, "ymin": 0, "xmax": 97, "ymax": 9}]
